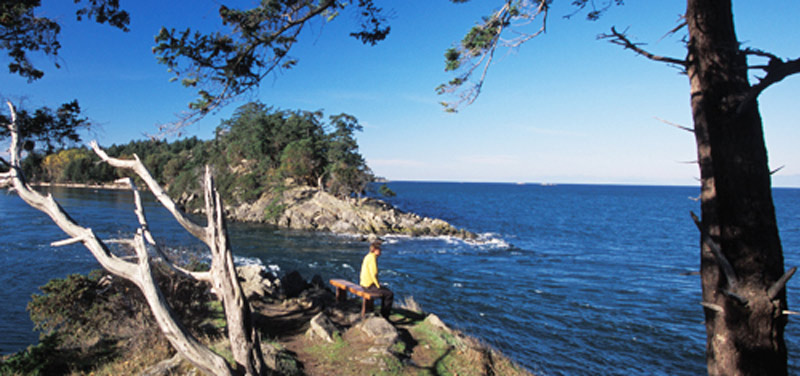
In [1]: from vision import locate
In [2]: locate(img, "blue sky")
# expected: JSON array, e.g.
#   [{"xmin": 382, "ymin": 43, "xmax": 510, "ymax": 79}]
[{"xmin": 2, "ymin": 1, "xmax": 799, "ymax": 186}]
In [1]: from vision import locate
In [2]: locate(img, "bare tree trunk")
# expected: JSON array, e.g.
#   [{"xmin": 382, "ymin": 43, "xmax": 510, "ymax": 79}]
[
  {"xmin": 4, "ymin": 101, "xmax": 270, "ymax": 375},
  {"xmin": 204, "ymin": 169, "xmax": 267, "ymax": 375},
  {"xmin": 92, "ymin": 148, "xmax": 269, "ymax": 375},
  {"xmin": 686, "ymin": 1, "xmax": 788, "ymax": 374},
  {"xmin": 93, "ymin": 155, "xmax": 269, "ymax": 375},
  {"xmin": 3, "ymin": 102, "xmax": 236, "ymax": 375}
]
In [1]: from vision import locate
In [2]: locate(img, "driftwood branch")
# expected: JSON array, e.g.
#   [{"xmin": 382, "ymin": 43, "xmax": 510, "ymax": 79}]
[
  {"xmin": 691, "ymin": 211, "xmax": 738, "ymax": 290},
  {"xmin": 768, "ymin": 266, "xmax": 797, "ymax": 301},
  {"xmin": 599, "ymin": 27, "xmax": 687, "ymax": 68}
]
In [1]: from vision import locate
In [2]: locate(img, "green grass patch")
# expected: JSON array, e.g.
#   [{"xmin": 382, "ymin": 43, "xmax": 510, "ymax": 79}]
[
  {"xmin": 203, "ymin": 300, "xmax": 227, "ymax": 330},
  {"xmin": 307, "ymin": 332, "xmax": 348, "ymax": 363}
]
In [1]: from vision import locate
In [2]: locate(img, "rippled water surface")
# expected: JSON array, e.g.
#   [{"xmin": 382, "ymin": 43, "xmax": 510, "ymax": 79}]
[{"xmin": 2, "ymin": 183, "xmax": 800, "ymax": 375}]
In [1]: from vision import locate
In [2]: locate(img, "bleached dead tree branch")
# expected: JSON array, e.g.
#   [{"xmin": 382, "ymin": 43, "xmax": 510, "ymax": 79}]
[
  {"xmin": 3, "ymin": 100, "xmax": 268, "ymax": 375},
  {"xmin": 91, "ymin": 143, "xmax": 267, "ymax": 375}
]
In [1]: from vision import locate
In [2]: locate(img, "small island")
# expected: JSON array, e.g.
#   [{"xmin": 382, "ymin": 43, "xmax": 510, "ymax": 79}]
[{"xmin": 13, "ymin": 102, "xmax": 475, "ymax": 240}]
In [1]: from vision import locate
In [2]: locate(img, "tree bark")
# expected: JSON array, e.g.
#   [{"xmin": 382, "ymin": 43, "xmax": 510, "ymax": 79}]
[{"xmin": 686, "ymin": 1, "xmax": 788, "ymax": 375}]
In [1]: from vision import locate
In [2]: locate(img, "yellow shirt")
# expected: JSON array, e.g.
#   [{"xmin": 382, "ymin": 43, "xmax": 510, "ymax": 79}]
[{"xmin": 359, "ymin": 252, "xmax": 380, "ymax": 288}]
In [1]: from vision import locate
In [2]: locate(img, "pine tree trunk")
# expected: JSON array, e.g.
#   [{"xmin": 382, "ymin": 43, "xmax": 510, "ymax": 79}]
[{"xmin": 686, "ymin": 0, "xmax": 788, "ymax": 374}]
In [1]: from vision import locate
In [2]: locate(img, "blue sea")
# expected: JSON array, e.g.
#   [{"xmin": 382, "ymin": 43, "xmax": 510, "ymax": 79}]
[{"xmin": 2, "ymin": 182, "xmax": 800, "ymax": 375}]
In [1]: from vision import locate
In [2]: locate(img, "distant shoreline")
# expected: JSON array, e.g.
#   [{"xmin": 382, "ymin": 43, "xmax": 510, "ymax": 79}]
[
  {"xmin": 31, "ymin": 181, "xmax": 131, "ymax": 191},
  {"xmin": 24, "ymin": 181, "xmax": 478, "ymax": 239}
]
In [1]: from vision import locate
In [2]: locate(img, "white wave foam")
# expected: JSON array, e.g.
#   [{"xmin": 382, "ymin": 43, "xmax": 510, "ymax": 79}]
[
  {"xmin": 234, "ymin": 255, "xmax": 263, "ymax": 266},
  {"xmin": 474, "ymin": 233, "xmax": 511, "ymax": 249},
  {"xmin": 380, "ymin": 237, "xmax": 401, "ymax": 245}
]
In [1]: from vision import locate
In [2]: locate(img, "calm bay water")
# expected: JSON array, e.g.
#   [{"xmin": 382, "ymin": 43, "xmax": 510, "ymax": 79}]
[{"xmin": 2, "ymin": 183, "xmax": 800, "ymax": 375}]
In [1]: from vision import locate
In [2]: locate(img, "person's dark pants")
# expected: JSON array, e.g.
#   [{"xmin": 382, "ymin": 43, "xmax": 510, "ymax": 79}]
[{"xmin": 365, "ymin": 285, "xmax": 394, "ymax": 318}]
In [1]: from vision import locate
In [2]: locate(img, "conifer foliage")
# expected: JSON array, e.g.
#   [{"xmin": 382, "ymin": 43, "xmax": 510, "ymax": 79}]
[{"xmin": 13, "ymin": 102, "xmax": 374, "ymax": 207}]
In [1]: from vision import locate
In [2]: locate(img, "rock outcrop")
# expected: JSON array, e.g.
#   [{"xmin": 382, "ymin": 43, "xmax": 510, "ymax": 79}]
[
  {"xmin": 237, "ymin": 264, "xmax": 279, "ymax": 300},
  {"xmin": 355, "ymin": 316, "xmax": 399, "ymax": 346},
  {"xmin": 306, "ymin": 312, "xmax": 340, "ymax": 343},
  {"xmin": 227, "ymin": 185, "xmax": 477, "ymax": 239}
]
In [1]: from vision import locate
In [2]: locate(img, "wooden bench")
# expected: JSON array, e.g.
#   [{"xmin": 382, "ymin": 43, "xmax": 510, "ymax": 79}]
[{"xmin": 329, "ymin": 279, "xmax": 383, "ymax": 319}]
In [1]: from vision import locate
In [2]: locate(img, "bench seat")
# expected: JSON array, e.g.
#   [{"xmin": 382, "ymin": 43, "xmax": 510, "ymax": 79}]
[{"xmin": 329, "ymin": 279, "xmax": 382, "ymax": 318}]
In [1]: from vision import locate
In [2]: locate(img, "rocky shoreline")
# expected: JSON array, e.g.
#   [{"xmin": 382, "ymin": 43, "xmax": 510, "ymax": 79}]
[
  {"xmin": 226, "ymin": 185, "xmax": 478, "ymax": 240},
  {"xmin": 28, "ymin": 182, "xmax": 476, "ymax": 240},
  {"xmin": 232, "ymin": 265, "xmax": 533, "ymax": 376},
  {"xmin": 1, "ymin": 264, "xmax": 533, "ymax": 375}
]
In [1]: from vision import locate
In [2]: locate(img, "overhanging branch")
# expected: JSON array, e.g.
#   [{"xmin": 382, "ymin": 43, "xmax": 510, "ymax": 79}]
[{"xmin": 438, "ymin": 0, "xmax": 549, "ymax": 112}]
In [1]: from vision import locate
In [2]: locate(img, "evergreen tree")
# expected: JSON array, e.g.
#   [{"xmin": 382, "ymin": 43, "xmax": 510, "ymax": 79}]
[
  {"xmin": 0, "ymin": 0, "xmax": 129, "ymax": 81},
  {"xmin": 152, "ymin": 0, "xmax": 389, "ymax": 126},
  {"xmin": 442, "ymin": 1, "xmax": 800, "ymax": 374},
  {"xmin": 0, "ymin": 101, "xmax": 89, "ymax": 154},
  {"xmin": 325, "ymin": 113, "xmax": 372, "ymax": 197}
]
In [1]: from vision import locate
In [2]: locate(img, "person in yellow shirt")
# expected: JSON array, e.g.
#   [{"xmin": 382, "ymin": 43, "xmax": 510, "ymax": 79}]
[{"xmin": 359, "ymin": 240, "xmax": 393, "ymax": 318}]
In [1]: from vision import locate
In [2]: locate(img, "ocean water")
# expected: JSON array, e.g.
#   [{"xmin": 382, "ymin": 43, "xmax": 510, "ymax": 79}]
[{"xmin": 1, "ymin": 182, "xmax": 799, "ymax": 375}]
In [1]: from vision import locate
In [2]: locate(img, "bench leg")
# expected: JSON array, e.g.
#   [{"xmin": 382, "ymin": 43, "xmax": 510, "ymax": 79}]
[
  {"xmin": 362, "ymin": 298, "xmax": 374, "ymax": 319},
  {"xmin": 335, "ymin": 287, "xmax": 346, "ymax": 303}
]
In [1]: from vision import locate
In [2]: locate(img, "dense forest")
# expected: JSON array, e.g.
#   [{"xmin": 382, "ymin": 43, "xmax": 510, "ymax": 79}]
[{"xmin": 11, "ymin": 102, "xmax": 380, "ymax": 211}]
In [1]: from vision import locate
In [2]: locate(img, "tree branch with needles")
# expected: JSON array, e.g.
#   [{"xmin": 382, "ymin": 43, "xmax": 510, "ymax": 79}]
[
  {"xmin": 152, "ymin": 0, "xmax": 389, "ymax": 133},
  {"xmin": 438, "ymin": 0, "xmax": 550, "ymax": 112}
]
